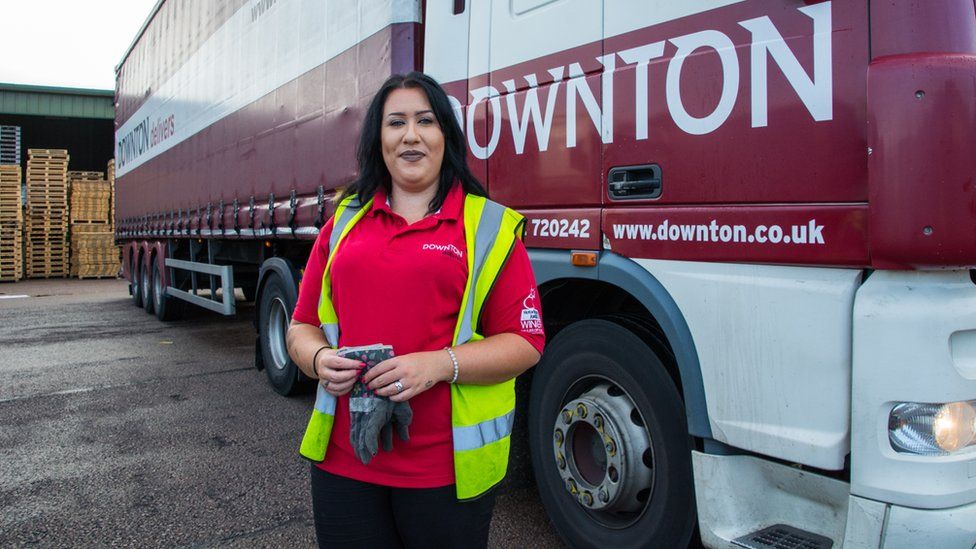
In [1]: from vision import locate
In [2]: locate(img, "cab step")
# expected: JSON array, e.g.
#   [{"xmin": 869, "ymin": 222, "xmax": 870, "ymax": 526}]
[{"xmin": 732, "ymin": 524, "xmax": 833, "ymax": 549}]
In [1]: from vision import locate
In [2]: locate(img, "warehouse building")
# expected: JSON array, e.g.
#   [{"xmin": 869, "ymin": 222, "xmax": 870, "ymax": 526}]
[
  {"xmin": 0, "ymin": 83, "xmax": 114, "ymax": 171},
  {"xmin": 0, "ymin": 84, "xmax": 118, "ymax": 281}
]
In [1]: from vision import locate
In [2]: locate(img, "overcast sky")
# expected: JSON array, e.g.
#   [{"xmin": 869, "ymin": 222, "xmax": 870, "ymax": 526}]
[{"xmin": 1, "ymin": 0, "xmax": 159, "ymax": 90}]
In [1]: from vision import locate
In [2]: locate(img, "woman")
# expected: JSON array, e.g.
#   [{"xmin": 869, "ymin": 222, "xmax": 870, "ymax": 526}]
[{"xmin": 286, "ymin": 72, "xmax": 544, "ymax": 548}]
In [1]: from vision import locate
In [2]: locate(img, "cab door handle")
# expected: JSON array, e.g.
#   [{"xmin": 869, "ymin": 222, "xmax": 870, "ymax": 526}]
[{"xmin": 608, "ymin": 164, "xmax": 663, "ymax": 200}]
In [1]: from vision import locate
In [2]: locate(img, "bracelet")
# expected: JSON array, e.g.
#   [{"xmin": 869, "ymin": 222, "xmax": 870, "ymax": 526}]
[
  {"xmin": 444, "ymin": 347, "xmax": 459, "ymax": 384},
  {"xmin": 311, "ymin": 345, "xmax": 330, "ymax": 378}
]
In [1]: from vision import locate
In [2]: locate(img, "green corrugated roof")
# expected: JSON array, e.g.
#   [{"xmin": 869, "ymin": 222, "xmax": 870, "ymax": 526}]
[{"xmin": 0, "ymin": 83, "xmax": 114, "ymax": 120}]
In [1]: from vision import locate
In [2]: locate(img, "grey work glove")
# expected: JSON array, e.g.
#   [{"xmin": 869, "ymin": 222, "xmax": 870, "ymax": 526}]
[
  {"xmin": 340, "ymin": 344, "xmax": 397, "ymax": 465},
  {"xmin": 349, "ymin": 397, "xmax": 396, "ymax": 465},
  {"xmin": 380, "ymin": 400, "xmax": 413, "ymax": 452}
]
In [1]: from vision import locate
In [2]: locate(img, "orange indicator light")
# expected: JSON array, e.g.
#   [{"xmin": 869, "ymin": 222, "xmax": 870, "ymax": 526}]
[{"xmin": 571, "ymin": 251, "xmax": 598, "ymax": 267}]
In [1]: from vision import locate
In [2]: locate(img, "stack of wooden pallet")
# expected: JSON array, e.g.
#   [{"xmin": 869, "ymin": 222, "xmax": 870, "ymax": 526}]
[
  {"xmin": 68, "ymin": 170, "xmax": 118, "ymax": 278},
  {"xmin": 25, "ymin": 149, "xmax": 70, "ymax": 278},
  {"xmin": 0, "ymin": 126, "xmax": 21, "ymax": 165},
  {"xmin": 69, "ymin": 171, "xmax": 110, "ymax": 221},
  {"xmin": 70, "ymin": 229, "xmax": 118, "ymax": 278},
  {"xmin": 107, "ymin": 159, "xmax": 115, "ymax": 227},
  {"xmin": 0, "ymin": 165, "xmax": 23, "ymax": 282}
]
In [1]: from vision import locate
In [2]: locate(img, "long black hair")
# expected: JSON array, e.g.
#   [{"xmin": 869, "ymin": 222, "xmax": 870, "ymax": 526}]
[{"xmin": 341, "ymin": 72, "xmax": 486, "ymax": 213}]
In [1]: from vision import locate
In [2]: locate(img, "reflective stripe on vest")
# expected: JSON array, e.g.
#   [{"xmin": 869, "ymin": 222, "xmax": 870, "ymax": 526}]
[
  {"xmin": 452, "ymin": 409, "xmax": 515, "ymax": 451},
  {"xmin": 298, "ymin": 192, "xmax": 525, "ymax": 500}
]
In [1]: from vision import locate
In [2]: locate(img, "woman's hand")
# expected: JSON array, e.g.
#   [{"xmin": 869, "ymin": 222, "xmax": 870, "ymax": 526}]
[
  {"xmin": 363, "ymin": 351, "xmax": 452, "ymax": 402},
  {"xmin": 288, "ymin": 319, "xmax": 366, "ymax": 396},
  {"xmin": 315, "ymin": 349, "xmax": 365, "ymax": 397}
]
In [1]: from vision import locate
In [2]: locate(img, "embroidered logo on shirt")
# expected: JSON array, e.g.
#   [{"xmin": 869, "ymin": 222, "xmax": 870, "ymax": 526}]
[
  {"xmin": 520, "ymin": 288, "xmax": 544, "ymax": 334},
  {"xmin": 422, "ymin": 243, "xmax": 463, "ymax": 260}
]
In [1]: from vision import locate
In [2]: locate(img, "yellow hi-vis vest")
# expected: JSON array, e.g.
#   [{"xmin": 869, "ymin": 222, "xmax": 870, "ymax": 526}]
[{"xmin": 299, "ymin": 192, "xmax": 526, "ymax": 500}]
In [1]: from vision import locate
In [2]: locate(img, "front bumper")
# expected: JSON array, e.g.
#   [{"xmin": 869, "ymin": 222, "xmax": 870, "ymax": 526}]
[
  {"xmin": 694, "ymin": 452, "xmax": 976, "ymax": 548},
  {"xmin": 852, "ymin": 270, "xmax": 976, "ymax": 508},
  {"xmin": 847, "ymin": 495, "xmax": 976, "ymax": 548}
]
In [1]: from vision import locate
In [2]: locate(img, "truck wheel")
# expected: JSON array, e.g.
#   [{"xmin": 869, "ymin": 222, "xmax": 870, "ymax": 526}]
[
  {"xmin": 130, "ymin": 254, "xmax": 143, "ymax": 308},
  {"xmin": 153, "ymin": 261, "xmax": 181, "ymax": 321},
  {"xmin": 258, "ymin": 272, "xmax": 302, "ymax": 395},
  {"xmin": 528, "ymin": 319, "xmax": 696, "ymax": 548},
  {"xmin": 141, "ymin": 255, "xmax": 154, "ymax": 314}
]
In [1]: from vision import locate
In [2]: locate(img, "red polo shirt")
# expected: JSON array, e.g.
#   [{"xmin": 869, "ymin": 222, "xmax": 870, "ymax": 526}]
[{"xmin": 293, "ymin": 184, "xmax": 544, "ymax": 488}]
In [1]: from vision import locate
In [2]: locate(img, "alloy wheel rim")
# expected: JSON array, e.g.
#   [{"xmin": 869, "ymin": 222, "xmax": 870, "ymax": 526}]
[
  {"xmin": 268, "ymin": 296, "xmax": 290, "ymax": 370},
  {"xmin": 141, "ymin": 265, "xmax": 150, "ymax": 304},
  {"xmin": 552, "ymin": 377, "xmax": 654, "ymax": 528},
  {"xmin": 153, "ymin": 267, "xmax": 163, "ymax": 309}
]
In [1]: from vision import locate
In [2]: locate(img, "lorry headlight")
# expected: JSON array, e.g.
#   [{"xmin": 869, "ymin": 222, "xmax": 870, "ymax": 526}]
[{"xmin": 889, "ymin": 400, "xmax": 976, "ymax": 455}]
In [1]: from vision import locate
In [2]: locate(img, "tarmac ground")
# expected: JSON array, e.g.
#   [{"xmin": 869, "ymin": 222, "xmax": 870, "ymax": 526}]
[{"xmin": 0, "ymin": 278, "xmax": 564, "ymax": 547}]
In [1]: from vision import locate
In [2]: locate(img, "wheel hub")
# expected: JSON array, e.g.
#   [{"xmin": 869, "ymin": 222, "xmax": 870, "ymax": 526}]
[
  {"xmin": 552, "ymin": 382, "xmax": 653, "ymax": 514},
  {"xmin": 141, "ymin": 265, "xmax": 151, "ymax": 304},
  {"xmin": 268, "ymin": 297, "xmax": 290, "ymax": 370},
  {"xmin": 153, "ymin": 267, "xmax": 163, "ymax": 308}
]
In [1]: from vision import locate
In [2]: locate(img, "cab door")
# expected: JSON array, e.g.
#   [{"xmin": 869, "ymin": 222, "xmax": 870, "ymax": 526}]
[
  {"xmin": 486, "ymin": 0, "xmax": 605, "ymax": 211},
  {"xmin": 426, "ymin": 0, "xmax": 605, "ymax": 249},
  {"xmin": 423, "ymin": 0, "xmax": 489, "ymax": 185}
]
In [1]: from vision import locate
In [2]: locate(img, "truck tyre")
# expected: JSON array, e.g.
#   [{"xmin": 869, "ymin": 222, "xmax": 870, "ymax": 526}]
[
  {"xmin": 528, "ymin": 319, "xmax": 696, "ymax": 549},
  {"xmin": 258, "ymin": 272, "xmax": 302, "ymax": 396},
  {"xmin": 141, "ymin": 255, "xmax": 154, "ymax": 314},
  {"xmin": 130, "ymin": 253, "xmax": 143, "ymax": 308},
  {"xmin": 152, "ymin": 260, "xmax": 182, "ymax": 321}
]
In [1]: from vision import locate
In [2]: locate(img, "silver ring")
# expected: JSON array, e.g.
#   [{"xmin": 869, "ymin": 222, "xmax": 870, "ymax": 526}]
[{"xmin": 393, "ymin": 380, "xmax": 404, "ymax": 393}]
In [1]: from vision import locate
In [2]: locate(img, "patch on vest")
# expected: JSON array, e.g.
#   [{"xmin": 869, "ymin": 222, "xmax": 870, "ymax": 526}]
[{"xmin": 520, "ymin": 288, "xmax": 544, "ymax": 334}]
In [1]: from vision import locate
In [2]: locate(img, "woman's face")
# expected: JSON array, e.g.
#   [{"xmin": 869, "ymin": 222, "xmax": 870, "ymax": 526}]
[{"xmin": 381, "ymin": 87, "xmax": 445, "ymax": 194}]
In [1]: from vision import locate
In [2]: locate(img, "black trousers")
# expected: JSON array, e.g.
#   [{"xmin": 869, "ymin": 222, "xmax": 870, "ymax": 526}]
[{"xmin": 310, "ymin": 465, "xmax": 496, "ymax": 548}]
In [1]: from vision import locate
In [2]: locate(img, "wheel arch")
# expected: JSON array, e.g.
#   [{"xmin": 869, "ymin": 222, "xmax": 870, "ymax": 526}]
[
  {"xmin": 529, "ymin": 249, "xmax": 711, "ymax": 439},
  {"xmin": 254, "ymin": 256, "xmax": 300, "ymax": 331}
]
